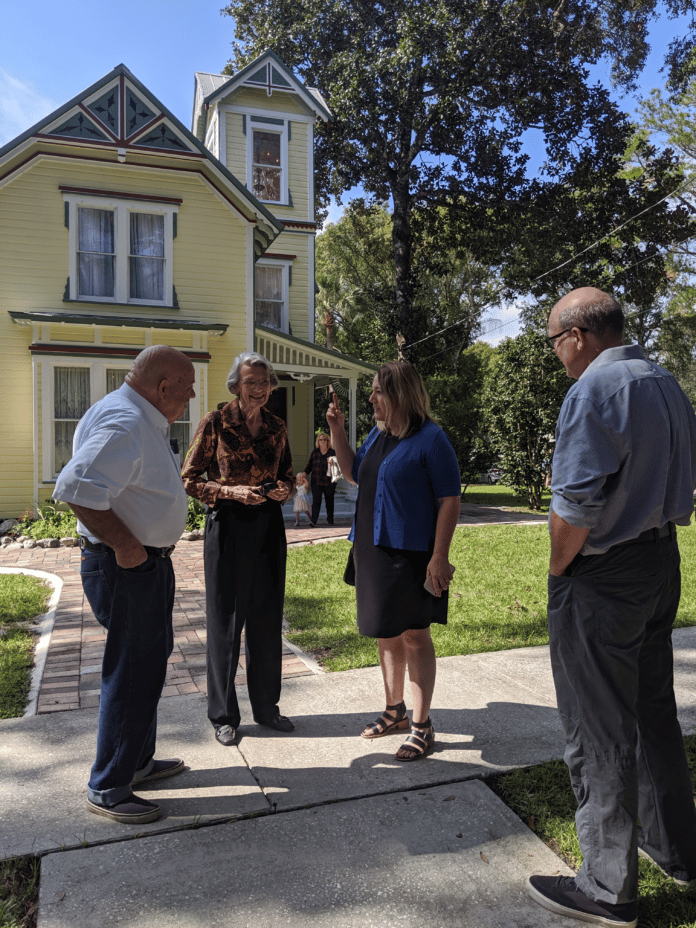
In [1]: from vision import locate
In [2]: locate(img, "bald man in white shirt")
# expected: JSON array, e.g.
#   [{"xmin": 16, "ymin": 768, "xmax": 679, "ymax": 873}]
[{"xmin": 55, "ymin": 345, "xmax": 195, "ymax": 824}]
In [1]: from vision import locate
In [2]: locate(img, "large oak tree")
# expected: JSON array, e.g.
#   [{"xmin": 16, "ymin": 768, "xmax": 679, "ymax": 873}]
[{"xmin": 222, "ymin": 0, "xmax": 694, "ymax": 347}]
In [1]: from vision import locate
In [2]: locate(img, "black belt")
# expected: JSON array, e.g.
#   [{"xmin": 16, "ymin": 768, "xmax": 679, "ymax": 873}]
[
  {"xmin": 619, "ymin": 522, "xmax": 675, "ymax": 546},
  {"xmin": 80, "ymin": 537, "xmax": 176, "ymax": 558}
]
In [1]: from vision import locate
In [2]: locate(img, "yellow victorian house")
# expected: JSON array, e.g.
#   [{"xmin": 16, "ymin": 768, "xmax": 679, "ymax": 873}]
[{"xmin": 0, "ymin": 51, "xmax": 373, "ymax": 517}]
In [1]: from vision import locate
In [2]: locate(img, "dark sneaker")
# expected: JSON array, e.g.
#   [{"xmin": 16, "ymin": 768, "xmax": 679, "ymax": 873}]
[
  {"xmin": 527, "ymin": 875, "xmax": 637, "ymax": 927},
  {"xmin": 132, "ymin": 758, "xmax": 185, "ymax": 786},
  {"xmin": 256, "ymin": 713, "xmax": 295, "ymax": 732},
  {"xmin": 638, "ymin": 847, "xmax": 693, "ymax": 887},
  {"xmin": 214, "ymin": 725, "xmax": 237, "ymax": 746},
  {"xmin": 87, "ymin": 794, "xmax": 160, "ymax": 825}
]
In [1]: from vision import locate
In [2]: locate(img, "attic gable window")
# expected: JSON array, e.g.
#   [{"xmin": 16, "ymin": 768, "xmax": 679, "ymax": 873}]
[{"xmin": 63, "ymin": 193, "xmax": 177, "ymax": 306}]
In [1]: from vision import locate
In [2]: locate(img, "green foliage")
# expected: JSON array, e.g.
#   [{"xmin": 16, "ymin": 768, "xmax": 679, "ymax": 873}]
[
  {"xmin": 0, "ymin": 855, "xmax": 40, "ymax": 928},
  {"xmin": 19, "ymin": 501, "xmax": 77, "ymax": 540},
  {"xmin": 186, "ymin": 497, "xmax": 206, "ymax": 532},
  {"xmin": 424, "ymin": 343, "xmax": 496, "ymax": 487},
  {"xmin": 0, "ymin": 628, "xmax": 34, "ymax": 719},
  {"xmin": 484, "ymin": 332, "xmax": 570, "ymax": 510},
  {"xmin": 0, "ymin": 575, "xmax": 51, "ymax": 628},
  {"xmin": 222, "ymin": 0, "xmax": 668, "ymax": 344}
]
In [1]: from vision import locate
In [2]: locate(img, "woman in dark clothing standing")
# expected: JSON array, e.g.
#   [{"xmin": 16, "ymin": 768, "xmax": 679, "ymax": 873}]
[
  {"xmin": 327, "ymin": 361, "xmax": 461, "ymax": 761},
  {"xmin": 304, "ymin": 433, "xmax": 336, "ymax": 525},
  {"xmin": 182, "ymin": 352, "xmax": 295, "ymax": 747}
]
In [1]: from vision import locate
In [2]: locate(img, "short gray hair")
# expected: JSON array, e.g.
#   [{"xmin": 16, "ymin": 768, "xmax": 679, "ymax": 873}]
[
  {"xmin": 226, "ymin": 352, "xmax": 279, "ymax": 394},
  {"xmin": 558, "ymin": 292, "xmax": 624, "ymax": 340}
]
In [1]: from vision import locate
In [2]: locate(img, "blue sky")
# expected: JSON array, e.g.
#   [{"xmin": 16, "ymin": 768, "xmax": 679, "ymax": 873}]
[{"xmin": 0, "ymin": 0, "xmax": 689, "ymax": 341}]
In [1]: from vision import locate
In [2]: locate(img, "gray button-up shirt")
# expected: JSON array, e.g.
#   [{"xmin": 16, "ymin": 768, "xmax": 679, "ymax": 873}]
[{"xmin": 551, "ymin": 344, "xmax": 696, "ymax": 555}]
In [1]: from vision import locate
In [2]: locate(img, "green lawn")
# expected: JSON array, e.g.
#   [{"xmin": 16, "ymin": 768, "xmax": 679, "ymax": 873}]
[
  {"xmin": 463, "ymin": 483, "xmax": 552, "ymax": 512},
  {"xmin": 490, "ymin": 734, "xmax": 696, "ymax": 927},
  {"xmin": 284, "ymin": 522, "xmax": 696, "ymax": 671},
  {"xmin": 0, "ymin": 574, "xmax": 51, "ymax": 720}
]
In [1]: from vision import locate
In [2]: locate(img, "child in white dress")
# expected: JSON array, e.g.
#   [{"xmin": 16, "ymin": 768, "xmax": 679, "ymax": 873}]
[{"xmin": 293, "ymin": 471, "xmax": 312, "ymax": 526}]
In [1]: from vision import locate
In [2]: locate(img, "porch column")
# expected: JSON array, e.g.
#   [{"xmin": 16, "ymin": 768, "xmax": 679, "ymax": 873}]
[{"xmin": 349, "ymin": 377, "xmax": 357, "ymax": 449}]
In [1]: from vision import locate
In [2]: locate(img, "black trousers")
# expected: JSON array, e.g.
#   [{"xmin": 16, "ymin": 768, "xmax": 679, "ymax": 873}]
[
  {"xmin": 548, "ymin": 531, "xmax": 696, "ymax": 904},
  {"xmin": 311, "ymin": 482, "xmax": 336, "ymax": 524},
  {"xmin": 204, "ymin": 500, "xmax": 287, "ymax": 728}
]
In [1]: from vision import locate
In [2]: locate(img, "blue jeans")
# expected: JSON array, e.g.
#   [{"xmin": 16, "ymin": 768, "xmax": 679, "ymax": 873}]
[
  {"xmin": 81, "ymin": 547, "xmax": 175, "ymax": 807},
  {"xmin": 548, "ymin": 533, "xmax": 696, "ymax": 905}
]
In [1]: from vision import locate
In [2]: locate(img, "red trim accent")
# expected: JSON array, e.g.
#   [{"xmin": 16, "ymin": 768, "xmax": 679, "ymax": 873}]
[
  {"xmin": 29, "ymin": 343, "xmax": 211, "ymax": 361},
  {"xmin": 263, "ymin": 252, "xmax": 296, "ymax": 260},
  {"xmin": 280, "ymin": 220, "xmax": 318, "ymax": 229},
  {"xmin": 77, "ymin": 103, "xmax": 120, "ymax": 144},
  {"xmin": 120, "ymin": 75, "xmax": 126, "ymax": 143},
  {"xmin": 127, "ymin": 143, "xmax": 205, "ymax": 159},
  {"xmin": 126, "ymin": 113, "xmax": 164, "ymax": 143},
  {"xmin": 0, "ymin": 151, "xmax": 257, "ymax": 224},
  {"xmin": 59, "ymin": 185, "xmax": 182, "ymax": 204}
]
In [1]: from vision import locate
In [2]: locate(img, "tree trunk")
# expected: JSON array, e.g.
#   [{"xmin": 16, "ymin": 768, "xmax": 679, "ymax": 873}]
[{"xmin": 392, "ymin": 178, "xmax": 413, "ymax": 353}]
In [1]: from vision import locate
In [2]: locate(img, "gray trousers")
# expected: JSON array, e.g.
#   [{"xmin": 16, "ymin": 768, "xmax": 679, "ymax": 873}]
[{"xmin": 548, "ymin": 531, "xmax": 696, "ymax": 905}]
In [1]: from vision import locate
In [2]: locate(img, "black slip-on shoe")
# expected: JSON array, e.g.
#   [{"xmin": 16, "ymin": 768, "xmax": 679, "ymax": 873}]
[
  {"xmin": 87, "ymin": 795, "xmax": 160, "ymax": 825},
  {"xmin": 638, "ymin": 847, "xmax": 693, "ymax": 887},
  {"xmin": 214, "ymin": 725, "xmax": 237, "ymax": 746},
  {"xmin": 132, "ymin": 758, "xmax": 184, "ymax": 786},
  {"xmin": 256, "ymin": 713, "xmax": 295, "ymax": 732},
  {"xmin": 527, "ymin": 875, "xmax": 637, "ymax": 927}
]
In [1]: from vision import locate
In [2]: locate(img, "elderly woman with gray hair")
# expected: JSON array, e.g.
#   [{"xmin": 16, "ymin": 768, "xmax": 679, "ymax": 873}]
[{"xmin": 182, "ymin": 352, "xmax": 295, "ymax": 746}]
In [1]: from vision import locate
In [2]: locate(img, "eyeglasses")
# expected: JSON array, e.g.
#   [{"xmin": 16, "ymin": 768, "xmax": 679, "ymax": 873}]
[
  {"xmin": 241, "ymin": 378, "xmax": 270, "ymax": 388},
  {"xmin": 544, "ymin": 327, "xmax": 588, "ymax": 350}
]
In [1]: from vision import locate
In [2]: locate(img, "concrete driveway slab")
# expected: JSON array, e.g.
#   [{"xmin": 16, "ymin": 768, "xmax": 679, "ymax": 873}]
[
  {"xmin": 234, "ymin": 657, "xmax": 566, "ymax": 811},
  {"xmin": 0, "ymin": 695, "xmax": 267, "ymax": 858},
  {"xmin": 38, "ymin": 779, "xmax": 573, "ymax": 928}
]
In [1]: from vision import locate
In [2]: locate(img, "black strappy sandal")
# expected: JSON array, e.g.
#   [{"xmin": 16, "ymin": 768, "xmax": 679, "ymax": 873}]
[
  {"xmin": 360, "ymin": 700, "xmax": 409, "ymax": 739},
  {"xmin": 395, "ymin": 718, "xmax": 435, "ymax": 761}
]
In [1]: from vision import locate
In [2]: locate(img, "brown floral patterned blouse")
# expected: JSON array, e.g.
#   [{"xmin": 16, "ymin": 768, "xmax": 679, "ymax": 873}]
[{"xmin": 181, "ymin": 399, "xmax": 295, "ymax": 507}]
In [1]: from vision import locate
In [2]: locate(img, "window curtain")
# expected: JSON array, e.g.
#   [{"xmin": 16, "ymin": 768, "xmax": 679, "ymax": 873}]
[
  {"xmin": 54, "ymin": 367, "xmax": 89, "ymax": 474},
  {"xmin": 106, "ymin": 369, "xmax": 128, "ymax": 394},
  {"xmin": 130, "ymin": 213, "xmax": 164, "ymax": 301},
  {"xmin": 255, "ymin": 266, "xmax": 283, "ymax": 329},
  {"xmin": 78, "ymin": 208, "xmax": 115, "ymax": 298},
  {"xmin": 252, "ymin": 130, "xmax": 281, "ymax": 201}
]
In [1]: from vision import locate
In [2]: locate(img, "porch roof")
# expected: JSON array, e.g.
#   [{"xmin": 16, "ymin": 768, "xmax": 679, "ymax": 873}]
[
  {"xmin": 9, "ymin": 310, "xmax": 228, "ymax": 336},
  {"xmin": 255, "ymin": 325, "xmax": 376, "ymax": 382}
]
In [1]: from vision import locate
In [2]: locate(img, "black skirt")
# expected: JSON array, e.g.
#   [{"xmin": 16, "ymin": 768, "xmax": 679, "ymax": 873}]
[{"xmin": 353, "ymin": 431, "xmax": 448, "ymax": 639}]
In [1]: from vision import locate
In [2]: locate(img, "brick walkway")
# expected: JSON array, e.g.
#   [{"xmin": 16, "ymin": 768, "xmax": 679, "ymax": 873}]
[{"xmin": 1, "ymin": 507, "xmax": 545, "ymax": 715}]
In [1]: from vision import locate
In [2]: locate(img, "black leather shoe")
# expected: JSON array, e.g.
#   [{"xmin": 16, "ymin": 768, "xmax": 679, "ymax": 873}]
[
  {"xmin": 214, "ymin": 725, "xmax": 237, "ymax": 746},
  {"xmin": 257, "ymin": 713, "xmax": 295, "ymax": 732}
]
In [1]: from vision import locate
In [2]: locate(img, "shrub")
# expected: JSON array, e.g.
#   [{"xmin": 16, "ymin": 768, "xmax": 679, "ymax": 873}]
[
  {"xmin": 20, "ymin": 501, "xmax": 77, "ymax": 540},
  {"xmin": 186, "ymin": 497, "xmax": 206, "ymax": 531}
]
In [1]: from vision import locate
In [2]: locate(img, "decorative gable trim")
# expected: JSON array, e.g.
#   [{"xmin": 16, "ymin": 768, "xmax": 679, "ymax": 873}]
[{"xmin": 202, "ymin": 50, "xmax": 332, "ymax": 123}]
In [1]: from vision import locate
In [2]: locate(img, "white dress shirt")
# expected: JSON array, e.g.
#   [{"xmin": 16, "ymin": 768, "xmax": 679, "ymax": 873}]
[{"xmin": 54, "ymin": 383, "xmax": 188, "ymax": 547}]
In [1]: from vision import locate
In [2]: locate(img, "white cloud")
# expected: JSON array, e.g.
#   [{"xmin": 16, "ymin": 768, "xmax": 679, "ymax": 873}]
[{"xmin": 0, "ymin": 69, "xmax": 57, "ymax": 147}]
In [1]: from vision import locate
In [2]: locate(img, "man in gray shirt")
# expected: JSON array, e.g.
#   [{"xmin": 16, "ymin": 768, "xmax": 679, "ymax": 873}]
[{"xmin": 527, "ymin": 288, "xmax": 696, "ymax": 927}]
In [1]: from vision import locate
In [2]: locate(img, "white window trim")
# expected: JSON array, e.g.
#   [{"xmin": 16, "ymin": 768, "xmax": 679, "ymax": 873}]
[
  {"xmin": 63, "ymin": 193, "xmax": 177, "ymax": 306},
  {"xmin": 40, "ymin": 356, "xmax": 204, "ymax": 482},
  {"xmin": 255, "ymin": 259, "xmax": 290, "ymax": 334},
  {"xmin": 246, "ymin": 118, "xmax": 289, "ymax": 206}
]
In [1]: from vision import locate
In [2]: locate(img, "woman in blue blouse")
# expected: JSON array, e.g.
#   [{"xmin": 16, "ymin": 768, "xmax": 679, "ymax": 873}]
[{"xmin": 327, "ymin": 361, "xmax": 461, "ymax": 760}]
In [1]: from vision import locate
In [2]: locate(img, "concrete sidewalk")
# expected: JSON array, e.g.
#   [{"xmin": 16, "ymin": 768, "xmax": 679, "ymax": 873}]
[
  {"xmin": 2, "ymin": 630, "xmax": 695, "ymax": 926},
  {"xmin": 1, "ymin": 511, "xmax": 693, "ymax": 927}
]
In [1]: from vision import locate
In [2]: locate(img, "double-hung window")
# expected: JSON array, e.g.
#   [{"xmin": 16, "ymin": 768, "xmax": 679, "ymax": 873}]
[
  {"xmin": 255, "ymin": 261, "xmax": 289, "ymax": 332},
  {"xmin": 64, "ymin": 193, "xmax": 177, "ymax": 305},
  {"xmin": 246, "ymin": 117, "xmax": 288, "ymax": 204}
]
